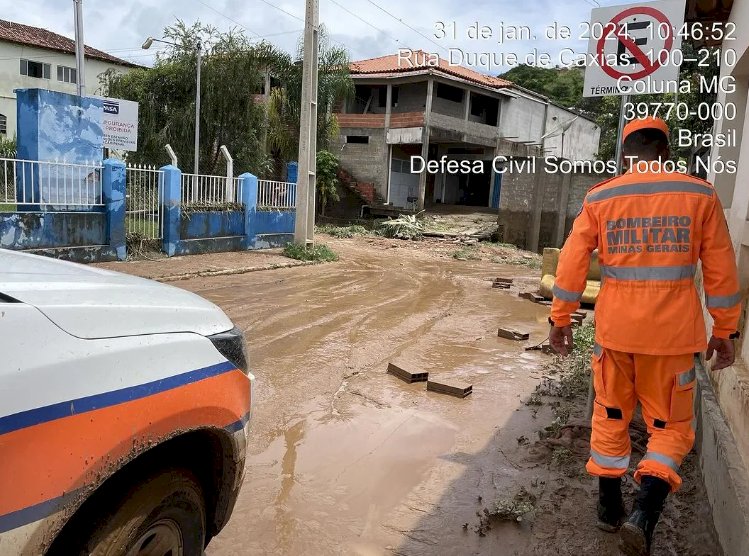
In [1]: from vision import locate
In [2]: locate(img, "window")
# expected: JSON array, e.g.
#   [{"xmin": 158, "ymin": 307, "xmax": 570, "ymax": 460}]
[
  {"xmin": 57, "ymin": 65, "xmax": 77, "ymax": 84},
  {"xmin": 346, "ymin": 135, "xmax": 369, "ymax": 144},
  {"xmin": 0, "ymin": 114, "xmax": 6, "ymax": 135},
  {"xmin": 20, "ymin": 59, "xmax": 51, "ymax": 79},
  {"xmin": 436, "ymin": 83, "xmax": 464, "ymax": 103}
]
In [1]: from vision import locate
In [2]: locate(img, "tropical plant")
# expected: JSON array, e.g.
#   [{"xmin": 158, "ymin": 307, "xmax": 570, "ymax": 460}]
[
  {"xmin": 0, "ymin": 136, "xmax": 15, "ymax": 158},
  {"xmin": 316, "ymin": 150, "xmax": 340, "ymax": 216},
  {"xmin": 265, "ymin": 25, "xmax": 353, "ymax": 164}
]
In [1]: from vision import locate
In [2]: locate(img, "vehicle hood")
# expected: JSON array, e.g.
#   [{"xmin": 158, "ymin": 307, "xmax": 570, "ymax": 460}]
[{"xmin": 0, "ymin": 249, "xmax": 233, "ymax": 339}]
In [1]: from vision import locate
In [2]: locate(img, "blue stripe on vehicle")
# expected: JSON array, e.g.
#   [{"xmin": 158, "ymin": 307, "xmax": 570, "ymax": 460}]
[
  {"xmin": 0, "ymin": 361, "xmax": 236, "ymax": 436},
  {"xmin": 0, "ymin": 489, "xmax": 80, "ymax": 534},
  {"xmin": 225, "ymin": 412, "xmax": 251, "ymax": 434}
]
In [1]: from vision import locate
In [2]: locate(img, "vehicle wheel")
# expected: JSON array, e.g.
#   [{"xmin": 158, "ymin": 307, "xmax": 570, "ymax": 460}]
[{"xmin": 82, "ymin": 469, "xmax": 205, "ymax": 556}]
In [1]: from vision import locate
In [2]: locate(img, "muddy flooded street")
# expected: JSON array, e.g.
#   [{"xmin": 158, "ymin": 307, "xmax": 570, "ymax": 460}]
[
  {"xmin": 110, "ymin": 236, "xmax": 718, "ymax": 556},
  {"xmin": 190, "ymin": 237, "xmax": 547, "ymax": 555}
]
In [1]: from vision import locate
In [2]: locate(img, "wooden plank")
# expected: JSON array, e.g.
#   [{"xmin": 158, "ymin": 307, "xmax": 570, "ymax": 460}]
[
  {"xmin": 497, "ymin": 327, "xmax": 530, "ymax": 341},
  {"xmin": 387, "ymin": 363, "xmax": 428, "ymax": 383},
  {"xmin": 427, "ymin": 379, "xmax": 472, "ymax": 398}
]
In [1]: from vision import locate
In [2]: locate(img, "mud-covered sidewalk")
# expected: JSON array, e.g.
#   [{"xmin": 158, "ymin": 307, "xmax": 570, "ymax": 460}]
[{"xmin": 97, "ymin": 236, "xmax": 720, "ymax": 555}]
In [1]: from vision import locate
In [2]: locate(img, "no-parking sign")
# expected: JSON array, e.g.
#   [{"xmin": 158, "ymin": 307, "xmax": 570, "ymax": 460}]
[{"xmin": 583, "ymin": 0, "xmax": 685, "ymax": 97}]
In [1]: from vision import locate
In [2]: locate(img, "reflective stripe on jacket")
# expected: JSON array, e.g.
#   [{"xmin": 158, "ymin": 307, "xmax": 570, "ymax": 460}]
[{"xmin": 551, "ymin": 169, "xmax": 741, "ymax": 355}]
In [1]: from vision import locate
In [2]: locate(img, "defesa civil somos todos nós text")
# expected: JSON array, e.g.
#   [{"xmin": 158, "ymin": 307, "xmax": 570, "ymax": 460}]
[{"xmin": 409, "ymin": 156, "xmax": 738, "ymax": 176}]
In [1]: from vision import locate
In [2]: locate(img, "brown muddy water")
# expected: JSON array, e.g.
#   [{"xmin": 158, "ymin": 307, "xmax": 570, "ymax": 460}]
[{"xmin": 162, "ymin": 237, "xmax": 718, "ymax": 556}]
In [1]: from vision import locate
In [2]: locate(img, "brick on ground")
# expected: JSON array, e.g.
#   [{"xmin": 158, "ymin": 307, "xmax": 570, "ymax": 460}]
[
  {"xmin": 387, "ymin": 363, "xmax": 428, "ymax": 383},
  {"xmin": 427, "ymin": 379, "xmax": 472, "ymax": 398},
  {"xmin": 497, "ymin": 327, "xmax": 530, "ymax": 341}
]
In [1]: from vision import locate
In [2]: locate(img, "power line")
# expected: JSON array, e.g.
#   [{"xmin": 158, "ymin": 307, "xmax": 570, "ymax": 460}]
[
  {"xmin": 255, "ymin": 0, "xmax": 305, "ymax": 23},
  {"xmin": 326, "ymin": 0, "xmax": 402, "ymax": 47},
  {"xmin": 363, "ymin": 0, "xmax": 448, "ymax": 53},
  {"xmin": 193, "ymin": 0, "xmax": 264, "ymax": 38}
]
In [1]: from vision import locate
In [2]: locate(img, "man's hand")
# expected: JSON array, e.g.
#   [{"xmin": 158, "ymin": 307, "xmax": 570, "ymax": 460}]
[
  {"xmin": 706, "ymin": 336, "xmax": 735, "ymax": 371},
  {"xmin": 549, "ymin": 325, "xmax": 574, "ymax": 356}
]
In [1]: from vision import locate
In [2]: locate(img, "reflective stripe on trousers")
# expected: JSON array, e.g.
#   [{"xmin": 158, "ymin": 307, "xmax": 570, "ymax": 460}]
[
  {"xmin": 590, "ymin": 449, "xmax": 630, "ymax": 470},
  {"xmin": 641, "ymin": 451, "xmax": 680, "ymax": 473},
  {"xmin": 677, "ymin": 367, "xmax": 695, "ymax": 387}
]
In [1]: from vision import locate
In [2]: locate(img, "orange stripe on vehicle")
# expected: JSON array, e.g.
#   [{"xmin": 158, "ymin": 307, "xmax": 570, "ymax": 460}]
[{"xmin": 0, "ymin": 368, "xmax": 250, "ymax": 518}]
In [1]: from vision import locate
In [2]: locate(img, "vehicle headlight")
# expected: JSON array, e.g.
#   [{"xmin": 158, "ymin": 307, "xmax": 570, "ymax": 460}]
[{"xmin": 209, "ymin": 326, "xmax": 249, "ymax": 374}]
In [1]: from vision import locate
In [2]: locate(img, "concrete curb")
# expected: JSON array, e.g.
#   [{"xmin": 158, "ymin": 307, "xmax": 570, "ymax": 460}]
[
  {"xmin": 154, "ymin": 260, "xmax": 319, "ymax": 283},
  {"xmin": 695, "ymin": 362, "xmax": 749, "ymax": 556}
]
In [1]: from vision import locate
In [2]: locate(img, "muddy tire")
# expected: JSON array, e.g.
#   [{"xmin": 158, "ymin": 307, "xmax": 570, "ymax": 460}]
[{"xmin": 80, "ymin": 469, "xmax": 206, "ymax": 556}]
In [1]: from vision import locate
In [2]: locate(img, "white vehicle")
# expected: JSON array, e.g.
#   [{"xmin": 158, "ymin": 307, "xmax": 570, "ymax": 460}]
[{"xmin": 0, "ymin": 250, "xmax": 253, "ymax": 556}]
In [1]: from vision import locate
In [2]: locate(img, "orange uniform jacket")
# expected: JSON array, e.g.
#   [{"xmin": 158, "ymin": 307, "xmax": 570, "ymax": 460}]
[{"xmin": 551, "ymin": 169, "xmax": 741, "ymax": 355}]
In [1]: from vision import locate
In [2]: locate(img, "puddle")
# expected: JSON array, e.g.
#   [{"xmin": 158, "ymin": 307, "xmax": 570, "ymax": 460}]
[{"xmin": 209, "ymin": 405, "xmax": 457, "ymax": 555}]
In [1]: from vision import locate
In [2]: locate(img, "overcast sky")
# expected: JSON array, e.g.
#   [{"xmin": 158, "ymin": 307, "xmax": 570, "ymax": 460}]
[{"xmin": 1, "ymin": 0, "xmax": 645, "ymax": 74}]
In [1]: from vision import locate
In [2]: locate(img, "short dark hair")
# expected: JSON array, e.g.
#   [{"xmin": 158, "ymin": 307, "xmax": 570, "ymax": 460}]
[{"xmin": 623, "ymin": 128, "xmax": 669, "ymax": 159}]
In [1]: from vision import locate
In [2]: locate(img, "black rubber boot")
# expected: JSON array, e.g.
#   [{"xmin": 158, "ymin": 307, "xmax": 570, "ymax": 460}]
[
  {"xmin": 596, "ymin": 477, "xmax": 625, "ymax": 532},
  {"xmin": 619, "ymin": 475, "xmax": 671, "ymax": 556}
]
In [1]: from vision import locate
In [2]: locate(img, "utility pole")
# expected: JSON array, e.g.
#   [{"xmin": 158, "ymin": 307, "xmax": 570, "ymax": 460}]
[
  {"xmin": 73, "ymin": 0, "xmax": 86, "ymax": 96},
  {"xmin": 194, "ymin": 42, "xmax": 202, "ymax": 176},
  {"xmin": 294, "ymin": 0, "xmax": 319, "ymax": 245},
  {"xmin": 615, "ymin": 94, "xmax": 630, "ymax": 175}
]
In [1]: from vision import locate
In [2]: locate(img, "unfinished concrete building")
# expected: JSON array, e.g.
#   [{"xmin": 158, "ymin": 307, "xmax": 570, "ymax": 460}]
[{"xmin": 332, "ymin": 51, "xmax": 601, "ymax": 224}]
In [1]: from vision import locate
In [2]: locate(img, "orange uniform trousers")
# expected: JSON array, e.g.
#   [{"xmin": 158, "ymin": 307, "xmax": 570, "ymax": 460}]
[{"xmin": 586, "ymin": 345, "xmax": 696, "ymax": 492}]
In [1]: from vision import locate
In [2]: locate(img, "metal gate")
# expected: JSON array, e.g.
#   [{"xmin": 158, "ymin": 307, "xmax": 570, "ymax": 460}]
[{"xmin": 125, "ymin": 164, "xmax": 164, "ymax": 240}]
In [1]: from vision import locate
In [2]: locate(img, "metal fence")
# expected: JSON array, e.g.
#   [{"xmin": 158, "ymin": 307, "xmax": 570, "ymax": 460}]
[
  {"xmin": 125, "ymin": 164, "xmax": 164, "ymax": 240},
  {"xmin": 181, "ymin": 173, "xmax": 243, "ymax": 208},
  {"xmin": 1, "ymin": 157, "xmax": 103, "ymax": 209},
  {"xmin": 257, "ymin": 179, "xmax": 296, "ymax": 210}
]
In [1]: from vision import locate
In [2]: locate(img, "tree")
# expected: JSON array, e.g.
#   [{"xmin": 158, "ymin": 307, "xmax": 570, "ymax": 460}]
[
  {"xmin": 265, "ymin": 25, "xmax": 353, "ymax": 164},
  {"xmin": 103, "ymin": 21, "xmax": 289, "ymax": 176},
  {"xmin": 316, "ymin": 150, "xmax": 340, "ymax": 216}
]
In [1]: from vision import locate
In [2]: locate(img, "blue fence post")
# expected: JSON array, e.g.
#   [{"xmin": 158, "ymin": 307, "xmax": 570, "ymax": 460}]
[
  {"xmin": 286, "ymin": 161, "xmax": 298, "ymax": 184},
  {"xmin": 160, "ymin": 165, "xmax": 182, "ymax": 257},
  {"xmin": 240, "ymin": 172, "xmax": 258, "ymax": 249},
  {"xmin": 102, "ymin": 158, "xmax": 126, "ymax": 261}
]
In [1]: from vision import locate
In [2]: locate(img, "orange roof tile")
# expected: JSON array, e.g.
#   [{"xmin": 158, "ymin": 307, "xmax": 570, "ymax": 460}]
[
  {"xmin": 350, "ymin": 50, "xmax": 512, "ymax": 90},
  {"xmin": 0, "ymin": 19, "xmax": 137, "ymax": 67}
]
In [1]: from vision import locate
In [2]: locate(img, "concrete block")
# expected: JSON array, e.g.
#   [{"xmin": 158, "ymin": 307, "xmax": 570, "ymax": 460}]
[
  {"xmin": 427, "ymin": 379, "xmax": 472, "ymax": 398},
  {"xmin": 498, "ymin": 327, "xmax": 530, "ymax": 341},
  {"xmin": 387, "ymin": 363, "xmax": 428, "ymax": 383}
]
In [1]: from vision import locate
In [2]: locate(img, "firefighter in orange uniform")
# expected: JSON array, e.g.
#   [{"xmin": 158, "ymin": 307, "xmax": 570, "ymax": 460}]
[{"xmin": 549, "ymin": 117, "xmax": 741, "ymax": 556}]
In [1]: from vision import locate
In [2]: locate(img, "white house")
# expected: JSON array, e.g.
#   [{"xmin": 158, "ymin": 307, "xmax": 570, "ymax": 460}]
[{"xmin": 0, "ymin": 19, "xmax": 137, "ymax": 141}]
